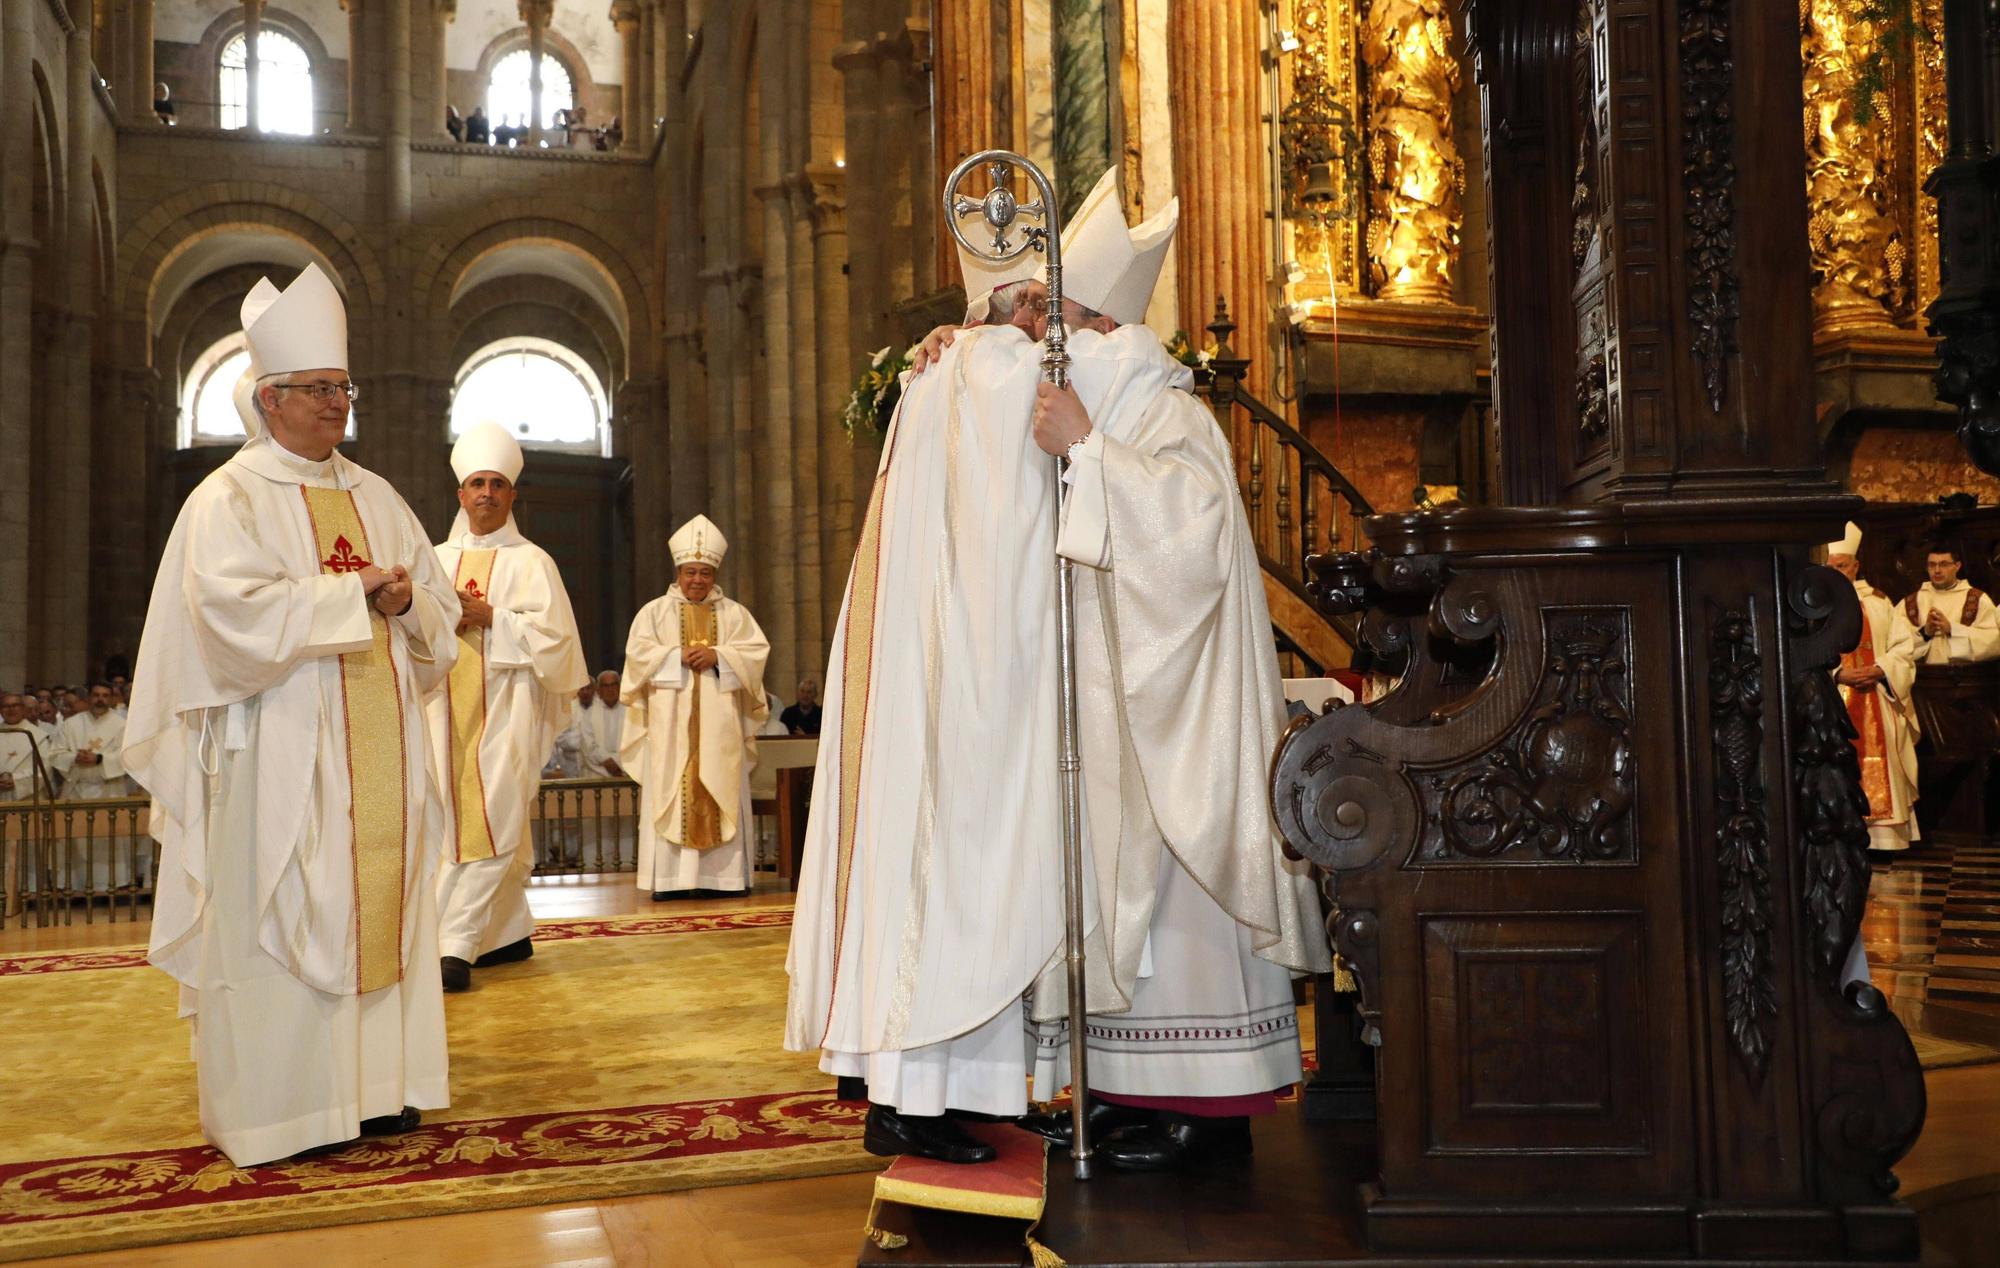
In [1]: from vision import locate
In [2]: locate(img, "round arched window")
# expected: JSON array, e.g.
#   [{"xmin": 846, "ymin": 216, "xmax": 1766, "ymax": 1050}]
[
  {"xmin": 180, "ymin": 334, "xmax": 357, "ymax": 447},
  {"xmin": 219, "ymin": 30, "xmax": 314, "ymax": 134},
  {"xmin": 485, "ymin": 49, "xmax": 576, "ymax": 136},
  {"xmin": 450, "ymin": 337, "xmax": 608, "ymax": 454}
]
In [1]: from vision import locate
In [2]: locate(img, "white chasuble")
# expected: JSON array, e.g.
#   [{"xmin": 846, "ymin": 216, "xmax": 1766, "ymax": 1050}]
[
  {"xmin": 620, "ymin": 587, "xmax": 769, "ymax": 891},
  {"xmin": 785, "ymin": 325, "xmax": 1068, "ymax": 1095},
  {"xmin": 53, "ymin": 709, "xmax": 131, "ymax": 799},
  {"xmin": 125, "ymin": 436, "xmax": 460, "ymax": 1165},
  {"xmin": 1842, "ymin": 583, "xmax": 1921, "ymax": 851},
  {"xmin": 1899, "ymin": 581, "xmax": 2000, "ymax": 664},
  {"xmin": 426, "ymin": 522, "xmax": 588, "ymax": 962},
  {"xmin": 1028, "ymin": 326, "xmax": 1330, "ymax": 1098}
]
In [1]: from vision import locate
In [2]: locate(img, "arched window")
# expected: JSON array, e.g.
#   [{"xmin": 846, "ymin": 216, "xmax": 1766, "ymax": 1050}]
[
  {"xmin": 450, "ymin": 337, "xmax": 608, "ymax": 454},
  {"xmin": 219, "ymin": 30, "xmax": 314, "ymax": 134},
  {"xmin": 181, "ymin": 333, "xmax": 357, "ymax": 447},
  {"xmin": 485, "ymin": 49, "xmax": 575, "ymax": 135}
]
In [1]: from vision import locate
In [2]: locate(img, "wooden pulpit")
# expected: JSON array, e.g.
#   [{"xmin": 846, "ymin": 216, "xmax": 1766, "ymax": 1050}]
[{"xmin": 1269, "ymin": 1, "xmax": 1927, "ymax": 1260}]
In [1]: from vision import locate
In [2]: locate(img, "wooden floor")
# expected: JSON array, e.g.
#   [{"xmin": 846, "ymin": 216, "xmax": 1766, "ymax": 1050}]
[{"xmin": 9, "ymin": 854, "xmax": 2000, "ymax": 1267}]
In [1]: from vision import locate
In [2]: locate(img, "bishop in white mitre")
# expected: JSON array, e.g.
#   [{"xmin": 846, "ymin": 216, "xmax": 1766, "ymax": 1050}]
[
  {"xmin": 785, "ymin": 232, "xmax": 1062, "ymax": 1165},
  {"xmin": 124, "ymin": 263, "xmax": 461, "ymax": 1166},
  {"xmin": 426, "ymin": 422, "xmax": 588, "ymax": 992},
  {"xmin": 1827, "ymin": 524, "xmax": 1922, "ymax": 853},
  {"xmin": 619, "ymin": 517, "xmax": 770, "ymax": 898},
  {"xmin": 1898, "ymin": 543, "xmax": 2000, "ymax": 665},
  {"xmin": 53, "ymin": 683, "xmax": 131, "ymax": 799}
]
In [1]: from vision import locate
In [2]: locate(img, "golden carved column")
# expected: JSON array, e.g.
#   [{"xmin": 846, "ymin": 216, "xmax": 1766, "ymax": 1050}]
[
  {"xmin": 1360, "ymin": 0, "xmax": 1462, "ymax": 304},
  {"xmin": 1801, "ymin": 0, "xmax": 1905, "ymax": 335},
  {"xmin": 1168, "ymin": 0, "xmax": 1269, "ymax": 395},
  {"xmin": 1910, "ymin": 0, "xmax": 1946, "ymax": 315}
]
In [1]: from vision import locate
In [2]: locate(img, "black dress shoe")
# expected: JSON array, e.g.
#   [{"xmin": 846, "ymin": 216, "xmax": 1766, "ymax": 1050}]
[
  {"xmin": 651, "ymin": 889, "xmax": 694, "ymax": 902},
  {"xmin": 359, "ymin": 1106, "xmax": 421, "ymax": 1136},
  {"xmin": 863, "ymin": 1104, "xmax": 997, "ymax": 1164},
  {"xmin": 1017, "ymin": 1097, "xmax": 1154, "ymax": 1148},
  {"xmin": 440, "ymin": 956, "xmax": 471, "ymax": 992},
  {"xmin": 473, "ymin": 937, "xmax": 534, "ymax": 968},
  {"xmin": 836, "ymin": 1075, "xmax": 869, "ymax": 1103},
  {"xmin": 1097, "ymin": 1113, "xmax": 1252, "ymax": 1172}
]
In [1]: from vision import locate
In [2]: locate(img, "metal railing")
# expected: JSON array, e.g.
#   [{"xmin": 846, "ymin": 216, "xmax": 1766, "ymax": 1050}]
[
  {"xmin": 0, "ymin": 777, "xmax": 668, "ymax": 928},
  {"xmin": 1190, "ymin": 296, "xmax": 1373, "ymax": 668}
]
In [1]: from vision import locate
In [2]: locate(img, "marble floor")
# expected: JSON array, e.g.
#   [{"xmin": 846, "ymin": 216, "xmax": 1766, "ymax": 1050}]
[{"xmin": 5, "ymin": 850, "xmax": 1999, "ymax": 1266}]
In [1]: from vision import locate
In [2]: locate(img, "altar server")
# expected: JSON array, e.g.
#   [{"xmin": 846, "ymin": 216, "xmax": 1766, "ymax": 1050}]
[
  {"xmin": 427, "ymin": 422, "xmax": 588, "ymax": 991},
  {"xmin": 124, "ymin": 263, "xmax": 460, "ymax": 1165},
  {"xmin": 1827, "ymin": 524, "xmax": 1921, "ymax": 853},
  {"xmin": 619, "ymin": 517, "xmax": 770, "ymax": 899},
  {"xmin": 52, "ymin": 682, "xmax": 129, "ymax": 799},
  {"xmin": 1898, "ymin": 544, "xmax": 2000, "ymax": 665}
]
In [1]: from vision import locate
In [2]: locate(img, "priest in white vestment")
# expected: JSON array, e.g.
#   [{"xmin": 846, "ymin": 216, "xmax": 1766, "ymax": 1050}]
[
  {"xmin": 1827, "ymin": 524, "xmax": 1921, "ymax": 853},
  {"xmin": 785, "ymin": 234, "xmax": 1064, "ymax": 1165},
  {"xmin": 53, "ymin": 683, "xmax": 131, "ymax": 799},
  {"xmin": 579, "ymin": 672, "xmax": 626, "ymax": 777},
  {"xmin": 1898, "ymin": 544, "xmax": 2000, "ymax": 665},
  {"xmin": 124, "ymin": 264, "xmax": 460, "ymax": 1166},
  {"xmin": 0, "ymin": 692, "xmax": 53, "ymax": 802},
  {"xmin": 620, "ymin": 517, "xmax": 770, "ymax": 899},
  {"xmin": 426, "ymin": 423, "xmax": 588, "ymax": 992}
]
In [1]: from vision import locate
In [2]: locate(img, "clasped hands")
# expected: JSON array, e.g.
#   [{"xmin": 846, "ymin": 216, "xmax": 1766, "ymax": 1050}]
[
  {"xmin": 1835, "ymin": 663, "xmax": 1886, "ymax": 691},
  {"xmin": 684, "ymin": 646, "xmax": 721, "ymax": 673},
  {"xmin": 456, "ymin": 590, "xmax": 494, "ymax": 633},
  {"xmin": 1923, "ymin": 608, "xmax": 1952, "ymax": 638},
  {"xmin": 357, "ymin": 564, "xmax": 414, "ymax": 617}
]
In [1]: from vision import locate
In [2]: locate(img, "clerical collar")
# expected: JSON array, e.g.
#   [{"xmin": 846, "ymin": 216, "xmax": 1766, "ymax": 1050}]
[
  {"xmin": 264, "ymin": 434, "xmax": 339, "ymax": 479},
  {"xmin": 1931, "ymin": 580, "xmax": 1967, "ymax": 592}
]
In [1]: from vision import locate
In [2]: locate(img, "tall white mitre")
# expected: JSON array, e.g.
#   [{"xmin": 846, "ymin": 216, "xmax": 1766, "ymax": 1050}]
[
  {"xmin": 451, "ymin": 420, "xmax": 525, "ymax": 484},
  {"xmin": 1057, "ymin": 166, "xmax": 1179, "ymax": 327},
  {"xmin": 670, "ymin": 515, "xmax": 728, "ymax": 569},
  {"xmin": 231, "ymin": 265, "xmax": 348, "ymax": 438},
  {"xmin": 956, "ymin": 221, "xmax": 1044, "ymax": 323},
  {"xmin": 1826, "ymin": 521, "xmax": 1863, "ymax": 558}
]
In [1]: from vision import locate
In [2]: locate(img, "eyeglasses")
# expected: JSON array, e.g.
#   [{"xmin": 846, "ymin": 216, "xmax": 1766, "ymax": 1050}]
[{"xmin": 272, "ymin": 380, "xmax": 360, "ymax": 403}]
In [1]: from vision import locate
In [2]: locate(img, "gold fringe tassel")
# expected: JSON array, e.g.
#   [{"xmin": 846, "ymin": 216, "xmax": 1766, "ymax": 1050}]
[
  {"xmin": 862, "ymin": 1198, "xmax": 909, "ymax": 1251},
  {"xmin": 1026, "ymin": 1232, "xmax": 1067, "ymax": 1267}
]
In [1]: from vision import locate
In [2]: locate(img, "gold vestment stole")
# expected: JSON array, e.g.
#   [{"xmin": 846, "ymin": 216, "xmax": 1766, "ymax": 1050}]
[
  {"xmin": 299, "ymin": 487, "xmax": 410, "ymax": 993},
  {"xmin": 1841, "ymin": 613, "xmax": 1895, "ymax": 824},
  {"xmin": 678, "ymin": 601, "xmax": 724, "ymax": 850},
  {"xmin": 447, "ymin": 548, "xmax": 500, "ymax": 863}
]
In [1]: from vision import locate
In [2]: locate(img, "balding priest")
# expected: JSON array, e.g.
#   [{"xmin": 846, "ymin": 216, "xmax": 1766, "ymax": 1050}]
[
  {"xmin": 1827, "ymin": 524, "xmax": 1922, "ymax": 854},
  {"xmin": 1013, "ymin": 171, "xmax": 1329, "ymax": 1170},
  {"xmin": 124, "ymin": 263, "xmax": 461, "ymax": 1165},
  {"xmin": 785, "ymin": 229, "xmax": 1059, "ymax": 1165},
  {"xmin": 619, "ymin": 517, "xmax": 770, "ymax": 899},
  {"xmin": 427, "ymin": 422, "xmax": 588, "ymax": 992}
]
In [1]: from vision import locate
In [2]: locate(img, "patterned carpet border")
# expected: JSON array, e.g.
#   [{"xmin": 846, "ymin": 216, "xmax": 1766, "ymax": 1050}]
[
  {"xmin": 0, "ymin": 1089, "xmax": 875, "ymax": 1263},
  {"xmin": 0, "ymin": 908, "xmax": 793, "ymax": 978}
]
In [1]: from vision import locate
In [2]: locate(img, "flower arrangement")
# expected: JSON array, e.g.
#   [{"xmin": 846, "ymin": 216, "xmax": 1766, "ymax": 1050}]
[
  {"xmin": 841, "ymin": 343, "xmax": 917, "ymax": 441},
  {"xmin": 1163, "ymin": 329, "xmax": 1216, "ymax": 371}
]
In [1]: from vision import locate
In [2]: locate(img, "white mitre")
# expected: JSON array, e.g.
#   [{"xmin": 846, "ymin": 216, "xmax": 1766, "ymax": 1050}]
[
  {"xmin": 1826, "ymin": 521, "xmax": 1862, "ymax": 558},
  {"xmin": 230, "ymin": 277, "xmax": 282, "ymax": 438},
  {"xmin": 956, "ymin": 227, "xmax": 1043, "ymax": 324},
  {"xmin": 452, "ymin": 420, "xmax": 525, "ymax": 484},
  {"xmin": 1057, "ymin": 167, "xmax": 1179, "ymax": 327},
  {"xmin": 243, "ymin": 262, "xmax": 347, "ymax": 377},
  {"xmin": 670, "ymin": 515, "xmax": 727, "ymax": 569}
]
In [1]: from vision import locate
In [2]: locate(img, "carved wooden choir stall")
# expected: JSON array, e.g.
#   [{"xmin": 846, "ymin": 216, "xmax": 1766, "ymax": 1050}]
[{"xmin": 1269, "ymin": 0, "xmax": 1927, "ymax": 1262}]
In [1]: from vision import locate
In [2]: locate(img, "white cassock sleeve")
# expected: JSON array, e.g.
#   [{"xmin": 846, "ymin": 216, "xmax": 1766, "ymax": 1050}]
[
  {"xmin": 1876, "ymin": 598, "xmax": 1919, "ymax": 702},
  {"xmin": 1056, "ymin": 430, "xmax": 1112, "ymax": 569},
  {"xmin": 485, "ymin": 550, "xmax": 588, "ymax": 696},
  {"xmin": 380, "ymin": 502, "xmax": 460, "ymax": 693},
  {"xmin": 98, "ymin": 722, "xmax": 126, "ymax": 782}
]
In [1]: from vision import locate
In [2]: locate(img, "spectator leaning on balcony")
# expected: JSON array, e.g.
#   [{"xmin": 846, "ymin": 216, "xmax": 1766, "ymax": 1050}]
[
  {"xmin": 123, "ymin": 262, "xmax": 461, "ymax": 1166},
  {"xmin": 619, "ymin": 516, "xmax": 770, "ymax": 900},
  {"xmin": 51, "ymin": 682, "xmax": 129, "ymax": 800},
  {"xmin": 466, "ymin": 105, "xmax": 490, "ymax": 144},
  {"xmin": 446, "ymin": 104, "xmax": 464, "ymax": 142},
  {"xmin": 425, "ymin": 422, "xmax": 587, "ymax": 993}
]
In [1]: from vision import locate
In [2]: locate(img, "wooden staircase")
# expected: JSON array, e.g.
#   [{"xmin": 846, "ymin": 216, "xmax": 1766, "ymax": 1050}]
[{"xmin": 1190, "ymin": 298, "xmax": 1372, "ymax": 674}]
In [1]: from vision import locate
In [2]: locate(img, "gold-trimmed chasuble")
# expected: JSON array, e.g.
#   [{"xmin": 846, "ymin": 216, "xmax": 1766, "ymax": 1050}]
[
  {"xmin": 678, "ymin": 601, "xmax": 725, "ymax": 851},
  {"xmin": 447, "ymin": 548, "xmax": 499, "ymax": 863},
  {"xmin": 1841, "ymin": 615, "xmax": 1895, "ymax": 823},
  {"xmin": 299, "ymin": 487, "xmax": 410, "ymax": 994}
]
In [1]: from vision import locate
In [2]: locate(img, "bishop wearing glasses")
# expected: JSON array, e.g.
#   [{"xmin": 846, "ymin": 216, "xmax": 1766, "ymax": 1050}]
[{"xmin": 124, "ymin": 263, "xmax": 464, "ymax": 1165}]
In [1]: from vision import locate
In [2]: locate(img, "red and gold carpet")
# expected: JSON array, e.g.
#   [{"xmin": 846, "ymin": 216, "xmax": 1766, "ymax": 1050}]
[{"xmin": 0, "ymin": 909, "xmax": 882, "ymax": 1262}]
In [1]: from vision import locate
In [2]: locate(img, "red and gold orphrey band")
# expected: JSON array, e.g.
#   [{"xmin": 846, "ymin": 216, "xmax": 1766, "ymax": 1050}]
[
  {"xmin": 447, "ymin": 548, "xmax": 500, "ymax": 864},
  {"xmin": 1843, "ymin": 615, "xmax": 1895, "ymax": 823},
  {"xmin": 678, "ymin": 601, "xmax": 725, "ymax": 851},
  {"xmin": 300, "ymin": 487, "xmax": 410, "ymax": 994}
]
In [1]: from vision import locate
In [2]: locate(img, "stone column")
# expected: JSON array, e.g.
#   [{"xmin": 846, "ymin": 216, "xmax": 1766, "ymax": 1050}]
[
  {"xmin": 62, "ymin": 0, "xmax": 96, "ymax": 673},
  {"xmin": 808, "ymin": 167, "xmax": 853, "ymax": 635},
  {"xmin": 522, "ymin": 0, "xmax": 552, "ymax": 146},
  {"xmin": 612, "ymin": 0, "xmax": 643, "ymax": 150},
  {"xmin": 1168, "ymin": 0, "xmax": 1269, "ymax": 396},
  {"xmin": 341, "ymin": 0, "xmax": 367, "ymax": 131},
  {"xmin": 244, "ymin": 0, "xmax": 266, "ymax": 131},
  {"xmin": 638, "ymin": 0, "xmax": 657, "ymax": 145},
  {"xmin": 0, "ymin": 0, "xmax": 35, "ymax": 681},
  {"xmin": 386, "ymin": 0, "xmax": 412, "ymax": 219},
  {"xmin": 755, "ymin": 176, "xmax": 797, "ymax": 689},
  {"xmin": 129, "ymin": 0, "xmax": 157, "ymax": 123},
  {"xmin": 833, "ymin": 39, "xmax": 883, "ymax": 352}
]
